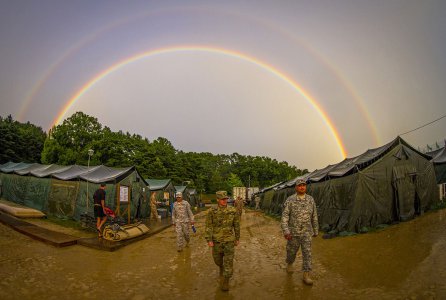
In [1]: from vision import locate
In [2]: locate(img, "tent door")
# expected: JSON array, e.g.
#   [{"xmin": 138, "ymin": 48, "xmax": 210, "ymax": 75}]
[
  {"xmin": 48, "ymin": 180, "xmax": 79, "ymax": 218},
  {"xmin": 392, "ymin": 163, "xmax": 417, "ymax": 221}
]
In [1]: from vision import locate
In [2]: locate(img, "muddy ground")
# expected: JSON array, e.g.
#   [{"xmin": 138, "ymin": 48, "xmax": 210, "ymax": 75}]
[{"xmin": 1, "ymin": 208, "xmax": 445, "ymax": 300}]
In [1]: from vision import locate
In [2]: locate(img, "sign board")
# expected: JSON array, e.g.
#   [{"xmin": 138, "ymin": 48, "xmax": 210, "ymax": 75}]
[{"xmin": 120, "ymin": 185, "xmax": 129, "ymax": 202}]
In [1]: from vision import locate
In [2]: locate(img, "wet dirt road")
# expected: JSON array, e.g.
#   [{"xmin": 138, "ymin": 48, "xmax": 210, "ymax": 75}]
[{"xmin": 1, "ymin": 208, "xmax": 446, "ymax": 300}]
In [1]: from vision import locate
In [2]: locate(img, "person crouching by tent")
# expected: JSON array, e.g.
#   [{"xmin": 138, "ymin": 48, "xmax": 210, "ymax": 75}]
[
  {"xmin": 172, "ymin": 191, "xmax": 195, "ymax": 252},
  {"xmin": 93, "ymin": 183, "xmax": 107, "ymax": 238}
]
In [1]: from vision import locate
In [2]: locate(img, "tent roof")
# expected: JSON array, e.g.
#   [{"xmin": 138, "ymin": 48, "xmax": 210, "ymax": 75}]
[
  {"xmin": 13, "ymin": 163, "xmax": 70, "ymax": 177},
  {"xmin": 187, "ymin": 188, "xmax": 197, "ymax": 195},
  {"xmin": 175, "ymin": 186, "xmax": 187, "ymax": 193},
  {"xmin": 12, "ymin": 163, "xmax": 43, "ymax": 175},
  {"xmin": 426, "ymin": 148, "xmax": 442, "ymax": 158},
  {"xmin": 306, "ymin": 136, "xmax": 429, "ymax": 182},
  {"xmin": 0, "ymin": 161, "xmax": 147, "ymax": 184},
  {"xmin": 80, "ymin": 165, "xmax": 136, "ymax": 184},
  {"xmin": 145, "ymin": 179, "xmax": 172, "ymax": 190},
  {"xmin": 31, "ymin": 164, "xmax": 72, "ymax": 178},
  {"xmin": 431, "ymin": 146, "xmax": 446, "ymax": 164},
  {"xmin": 52, "ymin": 165, "xmax": 97, "ymax": 180},
  {"xmin": 273, "ymin": 136, "xmax": 430, "ymax": 189},
  {"xmin": 0, "ymin": 162, "xmax": 34, "ymax": 173},
  {"xmin": 259, "ymin": 181, "xmax": 286, "ymax": 193}
]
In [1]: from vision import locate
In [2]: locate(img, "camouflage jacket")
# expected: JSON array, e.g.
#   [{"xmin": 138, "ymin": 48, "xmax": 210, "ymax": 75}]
[
  {"xmin": 205, "ymin": 205, "xmax": 240, "ymax": 242},
  {"xmin": 281, "ymin": 193, "xmax": 319, "ymax": 237},
  {"xmin": 172, "ymin": 200, "xmax": 194, "ymax": 224},
  {"xmin": 234, "ymin": 199, "xmax": 244, "ymax": 212}
]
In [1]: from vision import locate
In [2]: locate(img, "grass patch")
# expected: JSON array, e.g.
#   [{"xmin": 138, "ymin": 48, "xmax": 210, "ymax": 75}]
[
  {"xmin": 430, "ymin": 200, "xmax": 446, "ymax": 210},
  {"xmin": 41, "ymin": 216, "xmax": 89, "ymax": 231}
]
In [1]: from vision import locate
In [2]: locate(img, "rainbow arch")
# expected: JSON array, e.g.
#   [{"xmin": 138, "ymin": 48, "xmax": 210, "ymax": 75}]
[{"xmin": 52, "ymin": 45, "xmax": 347, "ymax": 158}]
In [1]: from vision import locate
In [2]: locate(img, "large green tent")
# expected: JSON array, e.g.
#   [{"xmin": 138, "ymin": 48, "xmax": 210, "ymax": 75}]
[
  {"xmin": 273, "ymin": 136, "xmax": 438, "ymax": 233},
  {"xmin": 186, "ymin": 188, "xmax": 200, "ymax": 207},
  {"xmin": 251, "ymin": 181, "xmax": 285, "ymax": 210},
  {"xmin": 146, "ymin": 178, "xmax": 175, "ymax": 218},
  {"xmin": 173, "ymin": 185, "xmax": 198, "ymax": 206},
  {"xmin": 0, "ymin": 162, "xmax": 150, "ymax": 223},
  {"xmin": 427, "ymin": 145, "xmax": 446, "ymax": 184}
]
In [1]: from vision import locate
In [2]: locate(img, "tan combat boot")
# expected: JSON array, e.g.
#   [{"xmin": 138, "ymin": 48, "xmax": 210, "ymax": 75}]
[
  {"xmin": 221, "ymin": 277, "xmax": 229, "ymax": 291},
  {"xmin": 303, "ymin": 272, "xmax": 313, "ymax": 285},
  {"xmin": 286, "ymin": 263, "xmax": 294, "ymax": 274}
]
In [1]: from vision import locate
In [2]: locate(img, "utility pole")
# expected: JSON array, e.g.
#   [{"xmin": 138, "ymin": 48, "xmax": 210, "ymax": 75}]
[
  {"xmin": 246, "ymin": 175, "xmax": 250, "ymax": 201},
  {"xmin": 86, "ymin": 149, "xmax": 94, "ymax": 213}
]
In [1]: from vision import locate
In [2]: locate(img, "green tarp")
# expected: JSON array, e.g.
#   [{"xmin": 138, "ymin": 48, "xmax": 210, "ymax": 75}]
[
  {"xmin": 428, "ymin": 146, "xmax": 446, "ymax": 184},
  {"xmin": 270, "ymin": 137, "xmax": 438, "ymax": 233},
  {"xmin": 0, "ymin": 162, "xmax": 150, "ymax": 223}
]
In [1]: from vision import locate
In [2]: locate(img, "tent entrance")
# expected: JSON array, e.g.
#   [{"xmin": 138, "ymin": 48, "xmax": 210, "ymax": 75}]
[
  {"xmin": 48, "ymin": 180, "xmax": 79, "ymax": 218},
  {"xmin": 392, "ymin": 162, "xmax": 417, "ymax": 221}
]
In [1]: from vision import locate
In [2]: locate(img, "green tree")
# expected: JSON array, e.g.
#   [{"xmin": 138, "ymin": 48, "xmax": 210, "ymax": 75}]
[
  {"xmin": 38, "ymin": 111, "xmax": 306, "ymax": 191},
  {"xmin": 226, "ymin": 173, "xmax": 244, "ymax": 193},
  {"xmin": 42, "ymin": 112, "xmax": 103, "ymax": 164},
  {"xmin": 0, "ymin": 115, "xmax": 46, "ymax": 164}
]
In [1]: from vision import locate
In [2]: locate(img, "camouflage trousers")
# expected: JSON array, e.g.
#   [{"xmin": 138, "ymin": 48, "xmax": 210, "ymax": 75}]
[
  {"xmin": 212, "ymin": 241, "xmax": 235, "ymax": 278},
  {"xmin": 286, "ymin": 235, "xmax": 312, "ymax": 272},
  {"xmin": 175, "ymin": 222, "xmax": 190, "ymax": 248},
  {"xmin": 150, "ymin": 204, "xmax": 158, "ymax": 220}
]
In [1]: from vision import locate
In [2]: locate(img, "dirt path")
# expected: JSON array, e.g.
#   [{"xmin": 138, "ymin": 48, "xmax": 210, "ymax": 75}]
[{"xmin": 1, "ymin": 208, "xmax": 445, "ymax": 299}]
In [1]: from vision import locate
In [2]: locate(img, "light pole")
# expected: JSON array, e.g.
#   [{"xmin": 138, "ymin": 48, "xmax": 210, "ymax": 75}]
[{"xmin": 86, "ymin": 149, "xmax": 94, "ymax": 212}]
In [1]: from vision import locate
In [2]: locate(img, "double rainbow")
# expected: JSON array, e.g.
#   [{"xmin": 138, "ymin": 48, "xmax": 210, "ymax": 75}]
[{"xmin": 51, "ymin": 46, "xmax": 347, "ymax": 158}]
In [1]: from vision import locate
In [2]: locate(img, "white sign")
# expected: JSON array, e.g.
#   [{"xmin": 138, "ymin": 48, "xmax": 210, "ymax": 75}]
[{"xmin": 120, "ymin": 186, "xmax": 129, "ymax": 202}]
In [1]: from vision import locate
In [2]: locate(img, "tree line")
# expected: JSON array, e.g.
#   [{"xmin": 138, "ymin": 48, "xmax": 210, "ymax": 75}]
[
  {"xmin": 0, "ymin": 115, "xmax": 46, "ymax": 164},
  {"xmin": 1, "ymin": 112, "xmax": 308, "ymax": 193}
]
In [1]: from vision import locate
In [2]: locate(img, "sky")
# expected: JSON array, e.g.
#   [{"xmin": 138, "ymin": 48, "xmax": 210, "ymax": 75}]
[{"xmin": 1, "ymin": 0, "xmax": 445, "ymax": 170}]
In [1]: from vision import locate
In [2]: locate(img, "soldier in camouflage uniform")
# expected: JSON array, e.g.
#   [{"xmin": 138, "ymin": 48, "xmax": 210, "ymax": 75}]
[
  {"xmin": 205, "ymin": 191, "xmax": 240, "ymax": 291},
  {"xmin": 234, "ymin": 196, "xmax": 244, "ymax": 217},
  {"xmin": 149, "ymin": 192, "xmax": 159, "ymax": 221},
  {"xmin": 172, "ymin": 191, "xmax": 195, "ymax": 252},
  {"xmin": 281, "ymin": 179, "xmax": 319, "ymax": 285}
]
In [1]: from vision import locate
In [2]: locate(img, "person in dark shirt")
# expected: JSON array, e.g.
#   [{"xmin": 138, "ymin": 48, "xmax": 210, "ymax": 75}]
[{"xmin": 93, "ymin": 183, "xmax": 107, "ymax": 237}]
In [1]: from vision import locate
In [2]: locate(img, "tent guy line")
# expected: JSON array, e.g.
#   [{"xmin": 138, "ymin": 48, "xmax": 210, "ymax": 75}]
[{"xmin": 399, "ymin": 113, "xmax": 446, "ymax": 136}]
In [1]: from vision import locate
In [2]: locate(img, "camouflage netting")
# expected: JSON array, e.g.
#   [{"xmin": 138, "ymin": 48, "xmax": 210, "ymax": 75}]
[
  {"xmin": 0, "ymin": 163, "xmax": 150, "ymax": 224},
  {"xmin": 0, "ymin": 173, "xmax": 50, "ymax": 211}
]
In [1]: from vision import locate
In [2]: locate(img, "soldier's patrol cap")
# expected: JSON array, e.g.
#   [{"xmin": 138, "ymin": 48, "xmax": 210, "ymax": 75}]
[
  {"xmin": 295, "ymin": 179, "xmax": 307, "ymax": 186},
  {"xmin": 175, "ymin": 191, "xmax": 182, "ymax": 198},
  {"xmin": 216, "ymin": 191, "xmax": 229, "ymax": 200}
]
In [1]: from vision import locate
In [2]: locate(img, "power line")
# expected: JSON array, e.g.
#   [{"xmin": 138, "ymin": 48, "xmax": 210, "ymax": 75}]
[{"xmin": 400, "ymin": 113, "xmax": 446, "ymax": 136}]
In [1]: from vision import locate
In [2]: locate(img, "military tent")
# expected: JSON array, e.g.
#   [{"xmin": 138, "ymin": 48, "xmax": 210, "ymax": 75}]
[
  {"xmin": 268, "ymin": 174, "xmax": 314, "ymax": 216},
  {"xmin": 427, "ymin": 145, "xmax": 446, "ymax": 184},
  {"xmin": 146, "ymin": 179, "xmax": 175, "ymax": 218},
  {"xmin": 253, "ymin": 181, "xmax": 285, "ymax": 211},
  {"xmin": 174, "ymin": 185, "xmax": 191, "ymax": 202},
  {"xmin": 186, "ymin": 188, "xmax": 200, "ymax": 207},
  {"xmin": 273, "ymin": 136, "xmax": 438, "ymax": 233},
  {"xmin": 0, "ymin": 162, "xmax": 149, "ymax": 223}
]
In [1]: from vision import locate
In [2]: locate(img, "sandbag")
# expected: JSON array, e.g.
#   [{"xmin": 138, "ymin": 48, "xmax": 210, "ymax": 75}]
[{"xmin": 102, "ymin": 222, "xmax": 149, "ymax": 241}]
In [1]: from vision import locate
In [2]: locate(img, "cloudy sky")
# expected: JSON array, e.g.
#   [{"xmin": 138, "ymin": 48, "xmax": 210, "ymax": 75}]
[{"xmin": 1, "ymin": 0, "xmax": 445, "ymax": 170}]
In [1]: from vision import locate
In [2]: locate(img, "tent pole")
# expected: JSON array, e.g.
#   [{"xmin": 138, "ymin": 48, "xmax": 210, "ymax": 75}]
[
  {"xmin": 128, "ymin": 184, "xmax": 131, "ymax": 224},
  {"xmin": 116, "ymin": 183, "xmax": 120, "ymax": 216}
]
